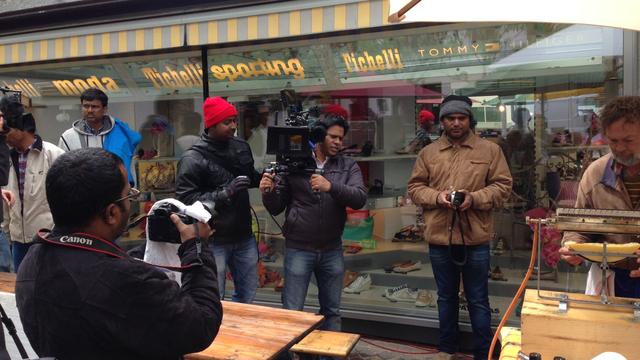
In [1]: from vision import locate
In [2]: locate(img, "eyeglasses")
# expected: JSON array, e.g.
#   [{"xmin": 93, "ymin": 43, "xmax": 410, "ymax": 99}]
[{"xmin": 115, "ymin": 187, "xmax": 141, "ymax": 203}]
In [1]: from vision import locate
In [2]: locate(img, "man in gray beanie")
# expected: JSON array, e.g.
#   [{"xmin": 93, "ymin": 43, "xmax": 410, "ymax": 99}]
[{"xmin": 408, "ymin": 94, "xmax": 512, "ymax": 360}]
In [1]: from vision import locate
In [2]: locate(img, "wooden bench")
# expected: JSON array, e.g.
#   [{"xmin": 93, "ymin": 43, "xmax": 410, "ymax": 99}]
[{"xmin": 290, "ymin": 330, "xmax": 360, "ymax": 359}]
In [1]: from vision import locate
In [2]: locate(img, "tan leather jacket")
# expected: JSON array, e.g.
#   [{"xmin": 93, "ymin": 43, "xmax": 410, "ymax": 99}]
[
  {"xmin": 408, "ymin": 134, "xmax": 512, "ymax": 246},
  {"xmin": 562, "ymin": 153, "xmax": 638, "ymax": 245},
  {"xmin": 2, "ymin": 137, "xmax": 65, "ymax": 244}
]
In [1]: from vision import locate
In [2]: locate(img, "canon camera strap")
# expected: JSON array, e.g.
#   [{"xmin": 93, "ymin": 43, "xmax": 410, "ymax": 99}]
[{"xmin": 37, "ymin": 230, "xmax": 202, "ymax": 272}]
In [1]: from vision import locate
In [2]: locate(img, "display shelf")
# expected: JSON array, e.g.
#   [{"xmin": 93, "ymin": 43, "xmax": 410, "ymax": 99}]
[
  {"xmin": 545, "ymin": 145, "xmax": 609, "ymax": 154},
  {"xmin": 347, "ymin": 154, "xmax": 418, "ymax": 162}
]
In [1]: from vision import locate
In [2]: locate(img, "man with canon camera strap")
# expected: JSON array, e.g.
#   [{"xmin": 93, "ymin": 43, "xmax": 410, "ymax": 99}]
[
  {"xmin": 177, "ymin": 96, "xmax": 261, "ymax": 303},
  {"xmin": 408, "ymin": 95, "xmax": 512, "ymax": 360},
  {"xmin": 259, "ymin": 113, "xmax": 367, "ymax": 334},
  {"xmin": 15, "ymin": 148, "xmax": 221, "ymax": 359}
]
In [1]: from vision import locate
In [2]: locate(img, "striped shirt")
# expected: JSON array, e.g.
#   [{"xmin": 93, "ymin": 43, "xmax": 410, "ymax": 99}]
[
  {"xmin": 17, "ymin": 148, "xmax": 30, "ymax": 206},
  {"xmin": 615, "ymin": 162, "xmax": 640, "ymax": 208}
]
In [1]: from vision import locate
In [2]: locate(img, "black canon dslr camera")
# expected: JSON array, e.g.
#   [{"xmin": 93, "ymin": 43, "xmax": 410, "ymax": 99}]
[
  {"xmin": 450, "ymin": 190, "xmax": 466, "ymax": 208},
  {"xmin": 147, "ymin": 201, "xmax": 215, "ymax": 243}
]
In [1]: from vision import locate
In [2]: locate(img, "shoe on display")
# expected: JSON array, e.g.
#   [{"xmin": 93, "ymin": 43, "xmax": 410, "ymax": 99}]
[
  {"xmin": 343, "ymin": 270, "xmax": 359, "ymax": 288},
  {"xmin": 275, "ymin": 278, "xmax": 284, "ymax": 292},
  {"xmin": 384, "ymin": 285, "xmax": 420, "ymax": 303},
  {"xmin": 492, "ymin": 237, "xmax": 505, "ymax": 255},
  {"xmin": 343, "ymin": 273, "xmax": 372, "ymax": 294},
  {"xmin": 415, "ymin": 289, "xmax": 436, "ymax": 307},
  {"xmin": 458, "ymin": 290, "xmax": 467, "ymax": 304},
  {"xmin": 384, "ymin": 260, "xmax": 413, "ymax": 273},
  {"xmin": 382, "ymin": 283, "xmax": 408, "ymax": 298},
  {"xmin": 489, "ymin": 266, "xmax": 507, "ymax": 281},
  {"xmin": 392, "ymin": 261, "xmax": 422, "ymax": 273}
]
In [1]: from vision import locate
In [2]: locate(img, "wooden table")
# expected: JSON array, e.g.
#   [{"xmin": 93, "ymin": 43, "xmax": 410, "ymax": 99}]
[
  {"xmin": 0, "ymin": 272, "xmax": 323, "ymax": 360},
  {"xmin": 0, "ymin": 272, "xmax": 16, "ymax": 293},
  {"xmin": 186, "ymin": 301, "xmax": 323, "ymax": 360}
]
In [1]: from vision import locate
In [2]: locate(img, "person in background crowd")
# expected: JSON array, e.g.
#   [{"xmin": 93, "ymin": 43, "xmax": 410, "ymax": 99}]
[
  {"xmin": 0, "ymin": 99, "xmax": 13, "ymax": 272},
  {"xmin": 16, "ymin": 148, "xmax": 221, "ymax": 360},
  {"xmin": 58, "ymin": 88, "xmax": 140, "ymax": 183},
  {"xmin": 398, "ymin": 109, "xmax": 436, "ymax": 154},
  {"xmin": 1, "ymin": 95, "xmax": 64, "ymax": 271},
  {"xmin": 408, "ymin": 95, "xmax": 512, "ymax": 360},
  {"xmin": 561, "ymin": 96, "xmax": 640, "ymax": 296},
  {"xmin": 260, "ymin": 114, "xmax": 367, "ymax": 338},
  {"xmin": 176, "ymin": 96, "xmax": 261, "ymax": 303}
]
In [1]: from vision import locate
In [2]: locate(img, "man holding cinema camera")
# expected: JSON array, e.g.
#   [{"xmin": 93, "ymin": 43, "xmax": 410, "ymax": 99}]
[
  {"xmin": 16, "ymin": 148, "xmax": 222, "ymax": 360},
  {"xmin": 408, "ymin": 95, "xmax": 512, "ymax": 360}
]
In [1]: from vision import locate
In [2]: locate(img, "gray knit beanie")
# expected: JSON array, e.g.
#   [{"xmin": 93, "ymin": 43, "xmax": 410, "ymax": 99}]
[{"xmin": 439, "ymin": 95, "xmax": 473, "ymax": 122}]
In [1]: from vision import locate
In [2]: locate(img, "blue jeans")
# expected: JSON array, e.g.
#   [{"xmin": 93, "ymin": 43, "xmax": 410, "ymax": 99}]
[
  {"xmin": 0, "ymin": 232, "xmax": 11, "ymax": 272},
  {"xmin": 12, "ymin": 241, "xmax": 34, "ymax": 273},
  {"xmin": 429, "ymin": 244, "xmax": 492, "ymax": 360},
  {"xmin": 211, "ymin": 235, "xmax": 258, "ymax": 303},
  {"xmin": 283, "ymin": 248, "xmax": 344, "ymax": 332}
]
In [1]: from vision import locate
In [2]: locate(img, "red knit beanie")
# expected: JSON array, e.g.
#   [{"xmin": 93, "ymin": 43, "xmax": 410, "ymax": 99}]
[
  {"xmin": 418, "ymin": 110, "xmax": 435, "ymax": 125},
  {"xmin": 324, "ymin": 104, "xmax": 348, "ymax": 120},
  {"xmin": 203, "ymin": 97, "xmax": 238, "ymax": 128}
]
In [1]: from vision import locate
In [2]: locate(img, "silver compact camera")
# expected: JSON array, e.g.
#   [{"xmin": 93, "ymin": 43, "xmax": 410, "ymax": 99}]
[{"xmin": 450, "ymin": 190, "xmax": 465, "ymax": 207}]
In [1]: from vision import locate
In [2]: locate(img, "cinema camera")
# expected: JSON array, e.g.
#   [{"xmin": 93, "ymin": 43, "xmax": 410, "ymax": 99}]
[
  {"xmin": 0, "ymin": 87, "xmax": 34, "ymax": 133},
  {"xmin": 264, "ymin": 89, "xmax": 323, "ymax": 177}
]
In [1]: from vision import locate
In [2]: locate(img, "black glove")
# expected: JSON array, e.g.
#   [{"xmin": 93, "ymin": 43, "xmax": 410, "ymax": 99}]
[{"xmin": 222, "ymin": 176, "xmax": 250, "ymax": 201}]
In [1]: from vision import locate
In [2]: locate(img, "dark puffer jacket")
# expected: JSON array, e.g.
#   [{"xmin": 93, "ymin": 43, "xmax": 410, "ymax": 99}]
[
  {"xmin": 15, "ymin": 231, "xmax": 222, "ymax": 360},
  {"xmin": 176, "ymin": 134, "xmax": 261, "ymax": 244},
  {"xmin": 262, "ymin": 155, "xmax": 367, "ymax": 251}
]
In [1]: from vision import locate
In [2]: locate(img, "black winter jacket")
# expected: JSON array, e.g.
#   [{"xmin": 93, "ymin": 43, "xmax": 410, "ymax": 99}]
[
  {"xmin": 176, "ymin": 134, "xmax": 261, "ymax": 244},
  {"xmin": 262, "ymin": 155, "xmax": 367, "ymax": 251},
  {"xmin": 15, "ymin": 230, "xmax": 222, "ymax": 360}
]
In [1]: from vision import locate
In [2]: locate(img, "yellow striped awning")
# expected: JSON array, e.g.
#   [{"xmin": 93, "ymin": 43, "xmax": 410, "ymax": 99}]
[
  {"xmin": 186, "ymin": 0, "xmax": 390, "ymax": 46},
  {"xmin": 0, "ymin": 0, "xmax": 390, "ymax": 67},
  {"xmin": 0, "ymin": 24, "xmax": 184, "ymax": 66}
]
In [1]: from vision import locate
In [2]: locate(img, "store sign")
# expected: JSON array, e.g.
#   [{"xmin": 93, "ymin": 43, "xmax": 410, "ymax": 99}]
[
  {"xmin": 1, "ymin": 79, "xmax": 40, "ymax": 98},
  {"xmin": 52, "ymin": 76, "xmax": 121, "ymax": 96},
  {"xmin": 141, "ymin": 64, "xmax": 203, "ymax": 90},
  {"xmin": 417, "ymin": 42, "xmax": 500, "ymax": 58},
  {"xmin": 341, "ymin": 49, "xmax": 404, "ymax": 73},
  {"xmin": 209, "ymin": 58, "xmax": 305, "ymax": 82}
]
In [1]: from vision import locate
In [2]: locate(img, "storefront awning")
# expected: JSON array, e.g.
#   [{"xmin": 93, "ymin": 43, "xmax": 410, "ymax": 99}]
[
  {"xmin": 388, "ymin": 0, "xmax": 640, "ymax": 32},
  {"xmin": 0, "ymin": 24, "xmax": 184, "ymax": 67},
  {"xmin": 0, "ymin": 0, "xmax": 391, "ymax": 67}
]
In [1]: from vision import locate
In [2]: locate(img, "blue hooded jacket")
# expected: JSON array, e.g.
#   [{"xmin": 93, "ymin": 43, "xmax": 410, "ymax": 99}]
[{"xmin": 104, "ymin": 119, "xmax": 141, "ymax": 184}]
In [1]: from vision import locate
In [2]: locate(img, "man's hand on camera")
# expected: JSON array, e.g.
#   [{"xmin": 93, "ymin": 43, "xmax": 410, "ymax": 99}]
[
  {"xmin": 310, "ymin": 174, "xmax": 331, "ymax": 192},
  {"xmin": 170, "ymin": 214, "xmax": 214, "ymax": 243},
  {"xmin": 259, "ymin": 173, "xmax": 275, "ymax": 194},
  {"xmin": 436, "ymin": 190, "xmax": 452, "ymax": 208},
  {"xmin": 224, "ymin": 176, "xmax": 251, "ymax": 200},
  {"xmin": 558, "ymin": 246, "xmax": 583, "ymax": 266},
  {"xmin": 456, "ymin": 189, "xmax": 472, "ymax": 211}
]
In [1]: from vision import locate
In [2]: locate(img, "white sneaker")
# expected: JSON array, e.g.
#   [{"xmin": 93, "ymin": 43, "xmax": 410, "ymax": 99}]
[
  {"xmin": 343, "ymin": 273, "xmax": 372, "ymax": 294},
  {"xmin": 384, "ymin": 286, "xmax": 420, "ymax": 303},
  {"xmin": 382, "ymin": 283, "xmax": 408, "ymax": 298}
]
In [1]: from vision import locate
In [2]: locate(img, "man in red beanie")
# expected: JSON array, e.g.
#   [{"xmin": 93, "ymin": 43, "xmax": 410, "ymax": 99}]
[
  {"xmin": 176, "ymin": 96, "xmax": 261, "ymax": 303},
  {"xmin": 397, "ymin": 109, "xmax": 435, "ymax": 154}
]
